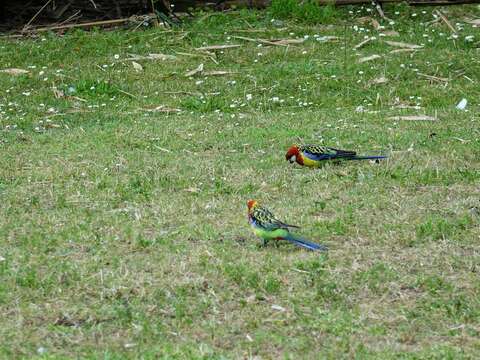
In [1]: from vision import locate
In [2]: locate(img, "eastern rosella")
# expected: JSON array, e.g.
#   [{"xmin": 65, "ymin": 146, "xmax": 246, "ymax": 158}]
[
  {"xmin": 247, "ymin": 200, "xmax": 327, "ymax": 251},
  {"xmin": 285, "ymin": 144, "xmax": 387, "ymax": 168}
]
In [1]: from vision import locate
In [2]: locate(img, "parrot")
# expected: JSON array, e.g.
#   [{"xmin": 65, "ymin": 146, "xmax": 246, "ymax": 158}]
[
  {"xmin": 247, "ymin": 199, "xmax": 327, "ymax": 251},
  {"xmin": 285, "ymin": 144, "xmax": 387, "ymax": 168}
]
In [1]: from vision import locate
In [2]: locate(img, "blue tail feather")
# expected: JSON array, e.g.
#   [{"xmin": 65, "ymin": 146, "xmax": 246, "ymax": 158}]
[{"xmin": 284, "ymin": 233, "xmax": 328, "ymax": 251}]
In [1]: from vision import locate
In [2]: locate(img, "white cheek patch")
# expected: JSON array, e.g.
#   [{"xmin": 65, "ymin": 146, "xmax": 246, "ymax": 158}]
[{"xmin": 291, "ymin": 155, "xmax": 296, "ymax": 163}]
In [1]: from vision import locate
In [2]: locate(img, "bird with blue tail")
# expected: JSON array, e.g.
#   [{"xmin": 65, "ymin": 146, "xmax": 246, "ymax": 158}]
[
  {"xmin": 247, "ymin": 200, "xmax": 327, "ymax": 251},
  {"xmin": 285, "ymin": 144, "xmax": 387, "ymax": 168}
]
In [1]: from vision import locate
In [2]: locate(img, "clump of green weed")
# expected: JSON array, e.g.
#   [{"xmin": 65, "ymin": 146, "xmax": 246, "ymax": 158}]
[{"xmin": 269, "ymin": 0, "xmax": 337, "ymax": 23}]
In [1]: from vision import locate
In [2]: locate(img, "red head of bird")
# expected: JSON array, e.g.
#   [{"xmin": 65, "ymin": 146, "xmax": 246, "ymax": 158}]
[
  {"xmin": 285, "ymin": 145, "xmax": 304, "ymax": 165},
  {"xmin": 247, "ymin": 199, "xmax": 257, "ymax": 213}
]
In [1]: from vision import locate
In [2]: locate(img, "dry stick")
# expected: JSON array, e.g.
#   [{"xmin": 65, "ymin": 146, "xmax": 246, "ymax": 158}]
[
  {"xmin": 33, "ymin": 18, "xmax": 138, "ymax": 32},
  {"xmin": 57, "ymin": 10, "xmax": 82, "ymax": 27},
  {"xmin": 23, "ymin": 0, "xmax": 53, "ymax": 31},
  {"xmin": 88, "ymin": 0, "xmax": 98, "ymax": 9},
  {"xmin": 435, "ymin": 10, "xmax": 457, "ymax": 33},
  {"xmin": 117, "ymin": 89, "xmax": 137, "ymax": 98},
  {"xmin": 417, "ymin": 72, "xmax": 449, "ymax": 83},
  {"xmin": 374, "ymin": 1, "xmax": 393, "ymax": 22},
  {"xmin": 354, "ymin": 37, "xmax": 374, "ymax": 50},
  {"xmin": 232, "ymin": 35, "xmax": 287, "ymax": 46}
]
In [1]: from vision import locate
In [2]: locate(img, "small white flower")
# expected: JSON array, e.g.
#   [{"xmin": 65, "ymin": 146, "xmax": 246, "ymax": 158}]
[
  {"xmin": 39, "ymin": 71, "xmax": 45, "ymax": 76},
  {"xmin": 271, "ymin": 97, "xmax": 280, "ymax": 102},
  {"xmin": 114, "ymin": 54, "xmax": 120, "ymax": 59},
  {"xmin": 302, "ymin": 51, "xmax": 307, "ymax": 54},
  {"xmin": 246, "ymin": 94, "xmax": 253, "ymax": 101},
  {"xmin": 465, "ymin": 35, "xmax": 474, "ymax": 42}
]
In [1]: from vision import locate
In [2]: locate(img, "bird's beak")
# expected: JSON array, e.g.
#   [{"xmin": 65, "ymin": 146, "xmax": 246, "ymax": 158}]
[{"xmin": 289, "ymin": 155, "xmax": 296, "ymax": 163}]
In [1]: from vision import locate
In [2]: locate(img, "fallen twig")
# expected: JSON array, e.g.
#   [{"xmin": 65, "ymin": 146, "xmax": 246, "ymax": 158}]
[
  {"xmin": 388, "ymin": 115, "xmax": 437, "ymax": 121},
  {"xmin": 23, "ymin": 0, "xmax": 53, "ymax": 31},
  {"xmin": 195, "ymin": 44, "xmax": 242, "ymax": 51},
  {"xmin": 417, "ymin": 72, "xmax": 449, "ymax": 83},
  {"xmin": 232, "ymin": 35, "xmax": 288, "ymax": 46},
  {"xmin": 435, "ymin": 10, "xmax": 457, "ymax": 33},
  {"xmin": 374, "ymin": 2, "xmax": 393, "ymax": 22},
  {"xmin": 354, "ymin": 37, "xmax": 375, "ymax": 50},
  {"xmin": 389, "ymin": 48, "xmax": 419, "ymax": 54}
]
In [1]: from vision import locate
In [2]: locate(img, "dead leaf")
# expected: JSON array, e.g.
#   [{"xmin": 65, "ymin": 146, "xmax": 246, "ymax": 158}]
[
  {"xmin": 315, "ymin": 36, "xmax": 339, "ymax": 43},
  {"xmin": 464, "ymin": 18, "xmax": 480, "ymax": 25},
  {"xmin": 143, "ymin": 105, "xmax": 181, "ymax": 113},
  {"xmin": 0, "ymin": 68, "xmax": 29, "ymax": 76},
  {"xmin": 147, "ymin": 53, "xmax": 177, "ymax": 61},
  {"xmin": 185, "ymin": 63, "xmax": 204, "ymax": 77},
  {"xmin": 184, "ymin": 187, "xmax": 200, "ymax": 193},
  {"xmin": 358, "ymin": 54, "xmax": 381, "ymax": 63},
  {"xmin": 357, "ymin": 16, "xmax": 381, "ymax": 30},
  {"xmin": 52, "ymin": 88, "xmax": 65, "ymax": 98},
  {"xmin": 381, "ymin": 30, "xmax": 400, "ymax": 37},
  {"xmin": 384, "ymin": 40, "xmax": 423, "ymax": 49},
  {"xmin": 132, "ymin": 61, "xmax": 143, "ymax": 72},
  {"xmin": 45, "ymin": 122, "xmax": 61, "ymax": 129},
  {"xmin": 388, "ymin": 115, "xmax": 437, "ymax": 121},
  {"xmin": 370, "ymin": 76, "xmax": 389, "ymax": 85},
  {"xmin": 195, "ymin": 44, "xmax": 242, "ymax": 51},
  {"xmin": 271, "ymin": 304, "xmax": 286, "ymax": 312}
]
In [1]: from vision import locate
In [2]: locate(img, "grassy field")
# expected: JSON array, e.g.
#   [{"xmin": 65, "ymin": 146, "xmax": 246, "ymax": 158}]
[{"xmin": 1, "ymin": 3, "xmax": 479, "ymax": 358}]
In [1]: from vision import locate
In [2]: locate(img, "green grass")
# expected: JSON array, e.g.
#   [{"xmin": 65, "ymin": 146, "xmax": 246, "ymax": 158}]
[{"xmin": 1, "ymin": 3, "xmax": 480, "ymax": 358}]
